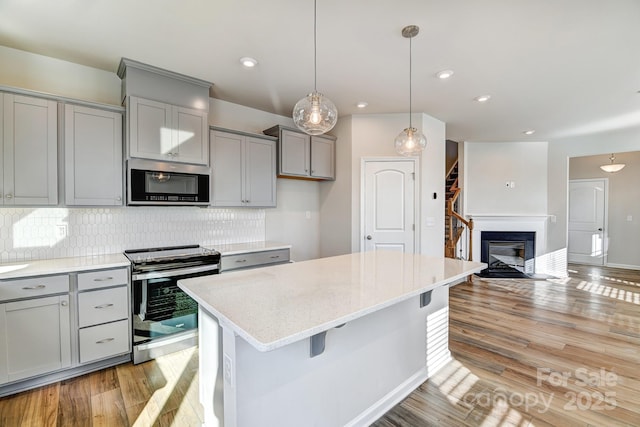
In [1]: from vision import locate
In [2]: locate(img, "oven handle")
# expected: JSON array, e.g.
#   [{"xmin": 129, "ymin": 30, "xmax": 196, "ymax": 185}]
[{"xmin": 132, "ymin": 264, "xmax": 219, "ymax": 281}]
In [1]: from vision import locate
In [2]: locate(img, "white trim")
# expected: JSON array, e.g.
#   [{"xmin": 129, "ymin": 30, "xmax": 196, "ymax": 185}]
[
  {"xmin": 360, "ymin": 157, "xmax": 420, "ymax": 254},
  {"xmin": 606, "ymin": 263, "xmax": 640, "ymax": 271}
]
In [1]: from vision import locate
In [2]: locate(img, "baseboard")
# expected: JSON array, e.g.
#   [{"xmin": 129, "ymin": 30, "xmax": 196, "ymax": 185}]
[
  {"xmin": 605, "ymin": 263, "xmax": 640, "ymax": 271},
  {"xmin": 345, "ymin": 367, "xmax": 429, "ymax": 427}
]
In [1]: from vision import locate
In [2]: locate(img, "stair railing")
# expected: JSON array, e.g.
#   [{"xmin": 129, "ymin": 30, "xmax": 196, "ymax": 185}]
[{"xmin": 445, "ymin": 162, "xmax": 474, "ymax": 261}]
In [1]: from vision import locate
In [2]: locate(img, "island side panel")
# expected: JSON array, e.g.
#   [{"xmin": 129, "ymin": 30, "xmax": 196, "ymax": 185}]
[
  {"xmin": 218, "ymin": 287, "xmax": 450, "ymax": 427},
  {"xmin": 198, "ymin": 307, "xmax": 225, "ymax": 427}
]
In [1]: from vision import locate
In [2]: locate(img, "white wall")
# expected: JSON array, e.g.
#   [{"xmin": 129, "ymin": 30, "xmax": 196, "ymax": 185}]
[
  {"xmin": 463, "ymin": 141, "xmax": 548, "ymax": 215},
  {"xmin": 569, "ymin": 152, "xmax": 640, "ymax": 269},
  {"xmin": 324, "ymin": 113, "xmax": 445, "ymax": 257}
]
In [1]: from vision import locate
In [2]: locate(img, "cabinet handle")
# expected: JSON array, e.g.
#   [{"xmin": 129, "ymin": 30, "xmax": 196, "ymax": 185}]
[
  {"xmin": 5, "ymin": 193, "xmax": 13, "ymax": 199},
  {"xmin": 235, "ymin": 259, "xmax": 247, "ymax": 263},
  {"xmin": 95, "ymin": 303, "xmax": 114, "ymax": 309},
  {"xmin": 96, "ymin": 338, "xmax": 115, "ymax": 344},
  {"xmin": 61, "ymin": 300, "xmax": 68, "ymax": 307},
  {"xmin": 270, "ymin": 255, "xmax": 280, "ymax": 259},
  {"xmin": 116, "ymin": 196, "xmax": 122, "ymax": 201},
  {"xmin": 22, "ymin": 284, "xmax": 46, "ymax": 290},
  {"xmin": 93, "ymin": 277, "xmax": 114, "ymax": 282}
]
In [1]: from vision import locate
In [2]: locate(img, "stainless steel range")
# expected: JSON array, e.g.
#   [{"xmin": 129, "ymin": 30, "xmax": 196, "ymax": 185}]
[{"xmin": 124, "ymin": 245, "xmax": 220, "ymax": 364}]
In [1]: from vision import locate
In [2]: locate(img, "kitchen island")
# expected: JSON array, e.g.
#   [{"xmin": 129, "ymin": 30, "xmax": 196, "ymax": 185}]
[{"xmin": 178, "ymin": 251, "xmax": 485, "ymax": 427}]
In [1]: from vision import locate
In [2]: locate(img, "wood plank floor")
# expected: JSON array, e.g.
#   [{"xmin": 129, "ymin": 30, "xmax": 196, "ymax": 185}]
[
  {"xmin": 1, "ymin": 263, "xmax": 638, "ymax": 426},
  {"xmin": 374, "ymin": 264, "xmax": 640, "ymax": 427}
]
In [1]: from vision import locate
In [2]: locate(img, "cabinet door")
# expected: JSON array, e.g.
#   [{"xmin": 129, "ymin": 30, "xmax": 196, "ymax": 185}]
[
  {"xmin": 65, "ymin": 105, "xmax": 123, "ymax": 206},
  {"xmin": 245, "ymin": 137, "xmax": 276, "ymax": 207},
  {"xmin": 210, "ymin": 130, "xmax": 244, "ymax": 206},
  {"xmin": 3, "ymin": 94, "xmax": 58, "ymax": 205},
  {"xmin": 279, "ymin": 129, "xmax": 309, "ymax": 177},
  {"xmin": 173, "ymin": 106, "xmax": 208, "ymax": 165},
  {"xmin": 0, "ymin": 295, "xmax": 71, "ymax": 384},
  {"xmin": 311, "ymin": 135, "xmax": 335, "ymax": 180},
  {"xmin": 128, "ymin": 96, "xmax": 172, "ymax": 161}
]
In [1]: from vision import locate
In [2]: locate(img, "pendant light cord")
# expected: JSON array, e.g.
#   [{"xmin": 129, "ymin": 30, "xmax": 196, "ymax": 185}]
[
  {"xmin": 409, "ymin": 34, "xmax": 412, "ymax": 129},
  {"xmin": 314, "ymin": 0, "xmax": 317, "ymax": 92}
]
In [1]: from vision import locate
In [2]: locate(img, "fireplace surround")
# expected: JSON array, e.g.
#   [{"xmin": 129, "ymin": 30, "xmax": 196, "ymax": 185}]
[{"xmin": 479, "ymin": 231, "xmax": 535, "ymax": 277}]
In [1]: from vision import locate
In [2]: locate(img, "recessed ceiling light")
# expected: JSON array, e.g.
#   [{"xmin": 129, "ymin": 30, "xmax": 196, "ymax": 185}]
[
  {"xmin": 523, "ymin": 130, "xmax": 535, "ymax": 135},
  {"xmin": 240, "ymin": 57, "xmax": 258, "ymax": 68},
  {"xmin": 474, "ymin": 95, "xmax": 491, "ymax": 102},
  {"xmin": 436, "ymin": 69, "xmax": 454, "ymax": 79},
  {"xmin": 356, "ymin": 101, "xmax": 368, "ymax": 108}
]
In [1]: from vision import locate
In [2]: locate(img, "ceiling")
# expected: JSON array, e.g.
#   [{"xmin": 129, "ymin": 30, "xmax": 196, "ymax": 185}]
[{"xmin": 1, "ymin": 0, "xmax": 639, "ymax": 142}]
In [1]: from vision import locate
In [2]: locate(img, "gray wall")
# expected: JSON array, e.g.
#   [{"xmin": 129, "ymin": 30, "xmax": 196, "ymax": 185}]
[{"xmin": 569, "ymin": 152, "xmax": 640, "ymax": 268}]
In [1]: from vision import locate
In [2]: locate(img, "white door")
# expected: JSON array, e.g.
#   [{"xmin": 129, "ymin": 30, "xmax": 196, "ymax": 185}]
[
  {"xmin": 362, "ymin": 159, "xmax": 416, "ymax": 252},
  {"xmin": 568, "ymin": 179, "xmax": 607, "ymax": 265}
]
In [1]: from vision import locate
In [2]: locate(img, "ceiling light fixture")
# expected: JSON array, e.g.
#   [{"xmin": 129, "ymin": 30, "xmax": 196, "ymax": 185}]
[
  {"xmin": 436, "ymin": 69, "xmax": 454, "ymax": 79},
  {"xmin": 474, "ymin": 95, "xmax": 491, "ymax": 103},
  {"xmin": 240, "ymin": 57, "xmax": 258, "ymax": 68},
  {"xmin": 394, "ymin": 25, "xmax": 427, "ymax": 157},
  {"xmin": 600, "ymin": 153, "xmax": 626, "ymax": 173},
  {"xmin": 292, "ymin": 0, "xmax": 338, "ymax": 135},
  {"xmin": 523, "ymin": 130, "xmax": 535, "ymax": 135},
  {"xmin": 356, "ymin": 101, "xmax": 368, "ymax": 108}
]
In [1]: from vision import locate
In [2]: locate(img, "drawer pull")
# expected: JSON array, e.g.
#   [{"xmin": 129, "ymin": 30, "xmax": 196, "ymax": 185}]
[
  {"xmin": 235, "ymin": 259, "xmax": 247, "ymax": 263},
  {"xmin": 96, "ymin": 338, "xmax": 115, "ymax": 344},
  {"xmin": 95, "ymin": 303, "xmax": 114, "ymax": 309},
  {"xmin": 22, "ymin": 284, "xmax": 46, "ymax": 290},
  {"xmin": 93, "ymin": 277, "xmax": 114, "ymax": 282},
  {"xmin": 270, "ymin": 255, "xmax": 280, "ymax": 259}
]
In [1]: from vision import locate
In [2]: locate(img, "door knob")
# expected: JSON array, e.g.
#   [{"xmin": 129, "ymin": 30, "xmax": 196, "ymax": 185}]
[
  {"xmin": 598, "ymin": 228, "xmax": 603, "ymax": 231},
  {"xmin": 366, "ymin": 235, "xmax": 372, "ymax": 240}
]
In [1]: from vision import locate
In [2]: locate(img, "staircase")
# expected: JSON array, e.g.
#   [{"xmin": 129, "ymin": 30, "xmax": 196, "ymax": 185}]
[{"xmin": 444, "ymin": 160, "xmax": 474, "ymax": 260}]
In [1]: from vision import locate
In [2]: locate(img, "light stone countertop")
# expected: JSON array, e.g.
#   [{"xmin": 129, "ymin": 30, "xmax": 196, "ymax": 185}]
[
  {"xmin": 179, "ymin": 251, "xmax": 486, "ymax": 352},
  {"xmin": 0, "ymin": 253, "xmax": 130, "ymax": 280},
  {"xmin": 209, "ymin": 241, "xmax": 291, "ymax": 256}
]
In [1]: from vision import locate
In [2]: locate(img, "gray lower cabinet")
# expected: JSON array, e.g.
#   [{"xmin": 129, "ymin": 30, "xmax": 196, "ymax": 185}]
[
  {"xmin": 0, "ymin": 266, "xmax": 130, "ymax": 395},
  {"xmin": 64, "ymin": 104, "xmax": 123, "ymax": 206},
  {"xmin": 221, "ymin": 248, "xmax": 290, "ymax": 272},
  {"xmin": 76, "ymin": 268, "xmax": 130, "ymax": 364},
  {"xmin": 0, "ymin": 275, "xmax": 71, "ymax": 384},
  {"xmin": 210, "ymin": 128, "xmax": 277, "ymax": 207}
]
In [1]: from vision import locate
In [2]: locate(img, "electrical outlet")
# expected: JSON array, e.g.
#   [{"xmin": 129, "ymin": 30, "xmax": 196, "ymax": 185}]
[
  {"xmin": 223, "ymin": 353, "xmax": 233, "ymax": 385},
  {"xmin": 56, "ymin": 224, "xmax": 68, "ymax": 238}
]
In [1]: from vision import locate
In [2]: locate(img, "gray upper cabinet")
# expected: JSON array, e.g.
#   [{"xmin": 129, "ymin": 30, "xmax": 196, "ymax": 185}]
[
  {"xmin": 1, "ymin": 93, "xmax": 58, "ymax": 205},
  {"xmin": 263, "ymin": 125, "xmax": 336, "ymax": 181},
  {"xmin": 127, "ymin": 96, "xmax": 208, "ymax": 165},
  {"xmin": 64, "ymin": 104, "xmax": 123, "ymax": 206},
  {"xmin": 210, "ymin": 128, "xmax": 276, "ymax": 207}
]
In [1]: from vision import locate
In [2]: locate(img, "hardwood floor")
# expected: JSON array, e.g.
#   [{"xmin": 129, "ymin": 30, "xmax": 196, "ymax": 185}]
[
  {"xmin": 374, "ymin": 264, "xmax": 640, "ymax": 427},
  {"xmin": 1, "ymin": 263, "xmax": 638, "ymax": 426}
]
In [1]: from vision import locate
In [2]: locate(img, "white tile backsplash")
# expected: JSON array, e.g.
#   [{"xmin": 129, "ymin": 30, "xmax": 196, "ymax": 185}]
[{"xmin": 0, "ymin": 207, "xmax": 265, "ymax": 262}]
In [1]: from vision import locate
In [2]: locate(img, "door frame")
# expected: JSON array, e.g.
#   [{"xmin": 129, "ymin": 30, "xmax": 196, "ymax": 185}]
[
  {"xmin": 567, "ymin": 178, "xmax": 609, "ymax": 265},
  {"xmin": 360, "ymin": 157, "xmax": 420, "ymax": 253}
]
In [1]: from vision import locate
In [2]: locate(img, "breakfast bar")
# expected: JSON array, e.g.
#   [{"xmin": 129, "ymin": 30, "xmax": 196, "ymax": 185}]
[{"xmin": 179, "ymin": 251, "xmax": 485, "ymax": 427}]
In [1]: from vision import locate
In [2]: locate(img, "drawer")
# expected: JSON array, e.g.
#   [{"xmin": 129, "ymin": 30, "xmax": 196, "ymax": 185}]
[
  {"xmin": 0, "ymin": 275, "xmax": 69, "ymax": 302},
  {"xmin": 79, "ymin": 319, "xmax": 130, "ymax": 364},
  {"xmin": 78, "ymin": 286, "xmax": 129, "ymax": 328},
  {"xmin": 222, "ymin": 248, "xmax": 290, "ymax": 272},
  {"xmin": 78, "ymin": 268, "xmax": 128, "ymax": 291}
]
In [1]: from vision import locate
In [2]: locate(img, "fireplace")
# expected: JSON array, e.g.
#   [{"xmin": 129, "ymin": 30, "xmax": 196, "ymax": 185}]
[{"xmin": 479, "ymin": 231, "xmax": 535, "ymax": 278}]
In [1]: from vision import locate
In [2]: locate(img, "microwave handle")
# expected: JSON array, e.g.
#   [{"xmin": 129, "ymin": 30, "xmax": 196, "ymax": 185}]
[{"xmin": 132, "ymin": 264, "xmax": 219, "ymax": 281}]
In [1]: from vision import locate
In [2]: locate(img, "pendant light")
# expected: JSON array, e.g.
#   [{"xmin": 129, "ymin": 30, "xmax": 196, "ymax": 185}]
[
  {"xmin": 394, "ymin": 25, "xmax": 427, "ymax": 156},
  {"xmin": 292, "ymin": 0, "xmax": 338, "ymax": 135},
  {"xmin": 600, "ymin": 153, "xmax": 626, "ymax": 173}
]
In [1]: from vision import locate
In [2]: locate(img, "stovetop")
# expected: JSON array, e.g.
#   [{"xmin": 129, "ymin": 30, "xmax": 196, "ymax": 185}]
[{"xmin": 124, "ymin": 244, "xmax": 220, "ymax": 265}]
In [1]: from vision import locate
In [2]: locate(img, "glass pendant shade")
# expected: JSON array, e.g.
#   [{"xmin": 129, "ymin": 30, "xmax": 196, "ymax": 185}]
[
  {"xmin": 293, "ymin": 90, "xmax": 338, "ymax": 135},
  {"xmin": 600, "ymin": 154, "xmax": 625, "ymax": 173},
  {"xmin": 394, "ymin": 127, "xmax": 427, "ymax": 156}
]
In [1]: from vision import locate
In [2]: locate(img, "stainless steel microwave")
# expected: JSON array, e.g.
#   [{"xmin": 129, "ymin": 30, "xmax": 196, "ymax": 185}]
[{"xmin": 127, "ymin": 159, "xmax": 210, "ymax": 206}]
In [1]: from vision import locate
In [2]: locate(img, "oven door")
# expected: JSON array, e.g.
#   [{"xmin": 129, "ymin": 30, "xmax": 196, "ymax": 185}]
[{"xmin": 131, "ymin": 264, "xmax": 218, "ymax": 363}]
